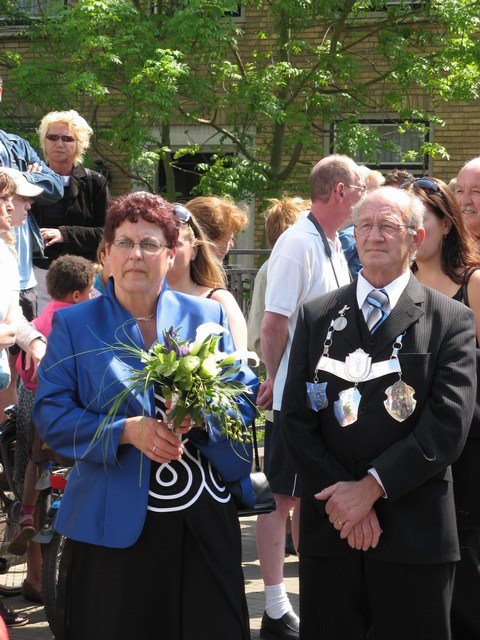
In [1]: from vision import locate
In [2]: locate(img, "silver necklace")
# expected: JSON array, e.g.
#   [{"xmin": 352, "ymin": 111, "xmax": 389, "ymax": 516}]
[
  {"xmin": 134, "ymin": 313, "xmax": 154, "ymax": 322},
  {"xmin": 188, "ymin": 282, "xmax": 197, "ymax": 295}
]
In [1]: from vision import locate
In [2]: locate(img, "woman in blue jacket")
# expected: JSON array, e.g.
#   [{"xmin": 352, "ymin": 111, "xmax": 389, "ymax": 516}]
[{"xmin": 34, "ymin": 191, "xmax": 257, "ymax": 640}]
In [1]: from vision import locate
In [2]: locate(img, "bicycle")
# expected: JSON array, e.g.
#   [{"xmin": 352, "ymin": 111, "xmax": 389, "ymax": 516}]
[
  {"xmin": 0, "ymin": 403, "xmax": 67, "ymax": 628},
  {"xmin": 0, "ymin": 404, "xmax": 28, "ymax": 596},
  {"xmin": 35, "ymin": 465, "xmax": 69, "ymax": 632}
]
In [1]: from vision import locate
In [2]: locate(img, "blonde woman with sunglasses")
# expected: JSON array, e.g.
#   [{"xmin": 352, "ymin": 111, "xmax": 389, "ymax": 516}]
[{"xmin": 31, "ymin": 110, "xmax": 111, "ymax": 312}]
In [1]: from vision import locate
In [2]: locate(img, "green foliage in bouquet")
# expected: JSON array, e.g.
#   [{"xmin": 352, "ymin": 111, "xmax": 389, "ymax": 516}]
[{"xmin": 93, "ymin": 322, "xmax": 256, "ymax": 445}]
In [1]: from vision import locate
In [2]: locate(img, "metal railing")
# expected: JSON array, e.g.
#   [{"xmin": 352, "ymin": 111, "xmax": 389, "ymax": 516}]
[{"xmin": 224, "ymin": 249, "xmax": 270, "ymax": 318}]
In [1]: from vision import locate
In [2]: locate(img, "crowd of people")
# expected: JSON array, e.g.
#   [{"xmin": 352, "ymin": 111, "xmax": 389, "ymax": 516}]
[{"xmin": 0, "ymin": 110, "xmax": 480, "ymax": 640}]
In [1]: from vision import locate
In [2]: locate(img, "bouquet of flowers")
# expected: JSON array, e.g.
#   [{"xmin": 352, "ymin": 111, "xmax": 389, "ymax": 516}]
[{"xmin": 96, "ymin": 323, "xmax": 257, "ymax": 444}]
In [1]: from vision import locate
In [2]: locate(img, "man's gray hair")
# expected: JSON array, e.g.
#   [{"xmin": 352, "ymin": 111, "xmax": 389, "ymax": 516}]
[
  {"xmin": 351, "ymin": 186, "xmax": 426, "ymax": 230},
  {"xmin": 310, "ymin": 154, "xmax": 361, "ymax": 203}
]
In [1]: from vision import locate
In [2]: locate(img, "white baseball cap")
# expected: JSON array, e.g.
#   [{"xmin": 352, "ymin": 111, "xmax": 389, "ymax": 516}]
[{"xmin": 0, "ymin": 166, "xmax": 44, "ymax": 198}]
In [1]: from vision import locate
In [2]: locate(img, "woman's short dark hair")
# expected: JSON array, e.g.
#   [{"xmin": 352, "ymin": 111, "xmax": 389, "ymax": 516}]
[
  {"xmin": 104, "ymin": 191, "xmax": 180, "ymax": 249},
  {"xmin": 47, "ymin": 255, "xmax": 95, "ymax": 300}
]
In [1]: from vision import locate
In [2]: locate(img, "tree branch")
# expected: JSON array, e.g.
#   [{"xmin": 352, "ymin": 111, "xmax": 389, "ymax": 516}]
[{"xmin": 177, "ymin": 103, "xmax": 259, "ymax": 164}]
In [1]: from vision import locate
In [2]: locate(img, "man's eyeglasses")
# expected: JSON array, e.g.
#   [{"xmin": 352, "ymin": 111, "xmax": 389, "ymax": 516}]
[
  {"xmin": 111, "ymin": 238, "xmax": 167, "ymax": 255},
  {"xmin": 354, "ymin": 221, "xmax": 414, "ymax": 237},
  {"xmin": 46, "ymin": 134, "xmax": 76, "ymax": 143},
  {"xmin": 173, "ymin": 203, "xmax": 191, "ymax": 223},
  {"xmin": 347, "ymin": 184, "xmax": 367, "ymax": 195},
  {"xmin": 400, "ymin": 177, "xmax": 440, "ymax": 192}
]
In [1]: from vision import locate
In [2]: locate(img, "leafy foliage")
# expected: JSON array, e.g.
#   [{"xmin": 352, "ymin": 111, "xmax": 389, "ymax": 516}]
[{"xmin": 1, "ymin": 0, "xmax": 480, "ymax": 197}]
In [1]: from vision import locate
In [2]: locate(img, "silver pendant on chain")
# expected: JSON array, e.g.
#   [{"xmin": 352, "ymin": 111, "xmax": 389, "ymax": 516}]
[
  {"xmin": 333, "ymin": 316, "xmax": 347, "ymax": 331},
  {"xmin": 334, "ymin": 387, "xmax": 361, "ymax": 427},
  {"xmin": 384, "ymin": 380, "xmax": 416, "ymax": 422},
  {"xmin": 306, "ymin": 381, "xmax": 328, "ymax": 412}
]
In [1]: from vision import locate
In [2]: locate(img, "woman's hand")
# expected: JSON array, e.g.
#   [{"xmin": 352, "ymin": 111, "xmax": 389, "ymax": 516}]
[
  {"xmin": 40, "ymin": 227, "xmax": 64, "ymax": 247},
  {"xmin": 121, "ymin": 415, "xmax": 194, "ymax": 463}
]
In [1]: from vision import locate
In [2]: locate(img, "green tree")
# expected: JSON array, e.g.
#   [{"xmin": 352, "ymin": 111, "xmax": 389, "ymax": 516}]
[{"xmin": 1, "ymin": 0, "xmax": 479, "ymax": 199}]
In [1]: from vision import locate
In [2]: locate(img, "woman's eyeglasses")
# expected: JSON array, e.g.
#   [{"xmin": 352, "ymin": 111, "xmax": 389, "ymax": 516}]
[
  {"xmin": 46, "ymin": 134, "xmax": 76, "ymax": 143},
  {"xmin": 111, "ymin": 239, "xmax": 167, "ymax": 255}
]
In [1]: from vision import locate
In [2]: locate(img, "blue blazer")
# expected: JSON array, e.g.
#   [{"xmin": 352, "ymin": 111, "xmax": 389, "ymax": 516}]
[{"xmin": 33, "ymin": 280, "xmax": 258, "ymax": 548}]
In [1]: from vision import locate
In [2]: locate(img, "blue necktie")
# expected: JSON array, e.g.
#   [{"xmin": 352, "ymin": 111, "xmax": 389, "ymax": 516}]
[{"xmin": 366, "ymin": 289, "xmax": 389, "ymax": 333}]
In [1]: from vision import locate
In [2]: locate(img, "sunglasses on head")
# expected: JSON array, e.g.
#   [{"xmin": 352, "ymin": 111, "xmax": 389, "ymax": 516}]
[
  {"xmin": 46, "ymin": 134, "xmax": 76, "ymax": 143},
  {"xmin": 173, "ymin": 203, "xmax": 192, "ymax": 224},
  {"xmin": 400, "ymin": 177, "xmax": 440, "ymax": 192}
]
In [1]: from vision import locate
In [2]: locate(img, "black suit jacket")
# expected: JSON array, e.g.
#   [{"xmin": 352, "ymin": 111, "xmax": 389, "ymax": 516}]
[{"xmin": 281, "ymin": 274, "xmax": 477, "ymax": 564}]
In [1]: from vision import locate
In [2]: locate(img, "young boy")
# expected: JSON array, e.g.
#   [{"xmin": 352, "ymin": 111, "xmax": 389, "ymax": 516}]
[{"xmin": 8, "ymin": 254, "xmax": 95, "ymax": 604}]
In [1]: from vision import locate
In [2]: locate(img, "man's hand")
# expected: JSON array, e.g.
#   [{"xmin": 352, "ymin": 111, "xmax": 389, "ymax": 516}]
[
  {"xmin": 315, "ymin": 475, "xmax": 384, "ymax": 539},
  {"xmin": 25, "ymin": 337, "xmax": 46, "ymax": 380},
  {"xmin": 346, "ymin": 509, "xmax": 382, "ymax": 551},
  {"xmin": 260, "ymin": 312, "xmax": 289, "ymax": 410},
  {"xmin": 257, "ymin": 378, "xmax": 273, "ymax": 410},
  {"xmin": 40, "ymin": 227, "xmax": 64, "ymax": 247},
  {"xmin": 27, "ymin": 163, "xmax": 43, "ymax": 173}
]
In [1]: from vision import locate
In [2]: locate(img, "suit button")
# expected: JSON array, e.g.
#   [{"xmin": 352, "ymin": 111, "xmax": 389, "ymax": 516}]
[
  {"xmin": 359, "ymin": 408, "xmax": 367, "ymax": 415},
  {"xmin": 370, "ymin": 340, "xmax": 375, "ymax": 346}
]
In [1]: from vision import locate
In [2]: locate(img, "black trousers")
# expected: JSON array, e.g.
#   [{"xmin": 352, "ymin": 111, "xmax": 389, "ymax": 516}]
[
  {"xmin": 451, "ymin": 528, "xmax": 480, "ymax": 639},
  {"xmin": 300, "ymin": 553, "xmax": 455, "ymax": 640},
  {"xmin": 56, "ymin": 497, "xmax": 250, "ymax": 640}
]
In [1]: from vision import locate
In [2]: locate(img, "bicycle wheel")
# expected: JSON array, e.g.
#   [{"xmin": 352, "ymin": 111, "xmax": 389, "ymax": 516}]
[
  {"xmin": 0, "ymin": 496, "xmax": 27, "ymax": 595},
  {"xmin": 42, "ymin": 530, "xmax": 65, "ymax": 632}
]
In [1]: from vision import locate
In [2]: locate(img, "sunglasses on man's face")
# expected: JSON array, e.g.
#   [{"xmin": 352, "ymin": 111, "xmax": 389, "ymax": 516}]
[{"xmin": 46, "ymin": 134, "xmax": 76, "ymax": 143}]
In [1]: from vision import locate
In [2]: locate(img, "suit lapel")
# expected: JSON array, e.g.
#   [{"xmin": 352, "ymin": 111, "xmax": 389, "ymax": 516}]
[
  {"xmin": 370, "ymin": 274, "xmax": 425, "ymax": 358},
  {"xmin": 326, "ymin": 283, "xmax": 363, "ymax": 355}
]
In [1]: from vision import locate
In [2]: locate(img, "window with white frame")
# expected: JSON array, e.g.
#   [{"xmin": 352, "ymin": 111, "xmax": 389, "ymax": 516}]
[
  {"xmin": 157, "ymin": 150, "xmax": 235, "ymax": 200},
  {"xmin": 146, "ymin": 1, "xmax": 244, "ymax": 19},
  {"xmin": 329, "ymin": 118, "xmax": 430, "ymax": 175},
  {"xmin": 1, "ymin": 0, "xmax": 69, "ymax": 21},
  {"xmin": 366, "ymin": 0, "xmax": 423, "ymax": 10}
]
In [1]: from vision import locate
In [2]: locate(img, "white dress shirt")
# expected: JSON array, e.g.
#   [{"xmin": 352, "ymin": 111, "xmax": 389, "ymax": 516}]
[
  {"xmin": 357, "ymin": 268, "xmax": 411, "ymax": 321},
  {"xmin": 356, "ymin": 267, "xmax": 411, "ymax": 497}
]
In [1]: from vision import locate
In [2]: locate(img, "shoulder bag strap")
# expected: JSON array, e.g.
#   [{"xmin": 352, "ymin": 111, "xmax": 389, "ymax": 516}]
[
  {"xmin": 251, "ymin": 419, "xmax": 262, "ymax": 473},
  {"xmin": 307, "ymin": 212, "xmax": 351, "ymax": 285}
]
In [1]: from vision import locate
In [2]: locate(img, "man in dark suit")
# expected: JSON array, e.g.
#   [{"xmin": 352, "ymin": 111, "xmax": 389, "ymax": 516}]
[{"xmin": 281, "ymin": 186, "xmax": 477, "ymax": 640}]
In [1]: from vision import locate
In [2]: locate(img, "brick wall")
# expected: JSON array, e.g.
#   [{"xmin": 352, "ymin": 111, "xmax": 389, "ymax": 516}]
[{"xmin": 2, "ymin": 7, "xmax": 480, "ymax": 243}]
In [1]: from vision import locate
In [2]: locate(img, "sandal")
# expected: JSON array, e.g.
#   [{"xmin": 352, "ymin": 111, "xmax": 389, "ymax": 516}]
[
  {"xmin": 21, "ymin": 580, "xmax": 43, "ymax": 604},
  {"xmin": 0, "ymin": 600, "xmax": 28, "ymax": 627}
]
